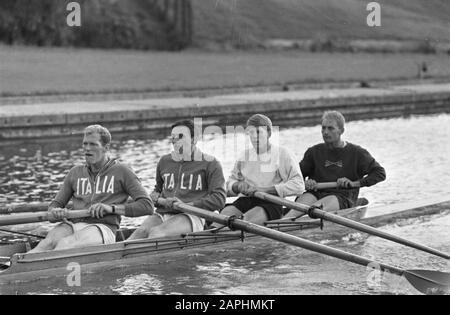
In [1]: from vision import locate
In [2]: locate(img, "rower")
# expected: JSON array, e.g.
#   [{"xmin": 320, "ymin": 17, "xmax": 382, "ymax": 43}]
[
  {"xmin": 284, "ymin": 111, "xmax": 386, "ymax": 217},
  {"xmin": 29, "ymin": 125, "xmax": 154, "ymax": 253},
  {"xmin": 211, "ymin": 114, "xmax": 305, "ymax": 227},
  {"xmin": 128, "ymin": 119, "xmax": 226, "ymax": 240}
]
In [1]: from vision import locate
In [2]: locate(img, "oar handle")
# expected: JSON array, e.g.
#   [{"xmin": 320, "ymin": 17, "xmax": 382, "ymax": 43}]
[
  {"xmin": 314, "ymin": 182, "xmax": 360, "ymax": 190},
  {"xmin": 315, "ymin": 182, "xmax": 337, "ymax": 190},
  {"xmin": 0, "ymin": 210, "xmax": 91, "ymax": 226}
]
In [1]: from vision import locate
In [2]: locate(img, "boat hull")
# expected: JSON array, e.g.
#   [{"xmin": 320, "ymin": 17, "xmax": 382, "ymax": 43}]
[{"xmin": 0, "ymin": 198, "xmax": 448, "ymax": 284}]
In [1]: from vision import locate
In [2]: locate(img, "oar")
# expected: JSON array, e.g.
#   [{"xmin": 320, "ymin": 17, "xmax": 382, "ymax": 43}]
[
  {"xmin": 159, "ymin": 199, "xmax": 449, "ymax": 295},
  {"xmin": 254, "ymin": 191, "xmax": 450, "ymax": 260},
  {"xmin": 0, "ymin": 203, "xmax": 56, "ymax": 214},
  {"xmin": 0, "ymin": 186, "xmax": 339, "ymax": 215},
  {"xmin": 0, "ymin": 227, "xmax": 45, "ymax": 239},
  {"xmin": 316, "ymin": 182, "xmax": 339, "ymax": 190},
  {"xmin": 0, "ymin": 199, "xmax": 133, "ymax": 215},
  {"xmin": 0, "ymin": 210, "xmax": 91, "ymax": 226},
  {"xmin": 0, "ymin": 185, "xmax": 342, "ymax": 215}
]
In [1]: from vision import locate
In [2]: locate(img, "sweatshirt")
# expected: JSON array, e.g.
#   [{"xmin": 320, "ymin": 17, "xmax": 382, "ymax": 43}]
[
  {"xmin": 227, "ymin": 145, "xmax": 305, "ymax": 198},
  {"xmin": 300, "ymin": 142, "xmax": 386, "ymax": 203},
  {"xmin": 154, "ymin": 148, "xmax": 226, "ymax": 214},
  {"xmin": 49, "ymin": 158, "xmax": 153, "ymax": 233}
]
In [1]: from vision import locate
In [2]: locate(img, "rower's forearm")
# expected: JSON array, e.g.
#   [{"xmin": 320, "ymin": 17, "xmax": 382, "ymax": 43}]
[
  {"xmin": 123, "ymin": 198, "xmax": 154, "ymax": 217},
  {"xmin": 192, "ymin": 191, "xmax": 226, "ymax": 211},
  {"xmin": 359, "ymin": 169, "xmax": 386, "ymax": 187},
  {"xmin": 260, "ymin": 186, "xmax": 278, "ymax": 195}
]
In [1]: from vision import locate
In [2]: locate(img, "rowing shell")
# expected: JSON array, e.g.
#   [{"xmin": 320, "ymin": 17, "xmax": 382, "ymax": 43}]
[{"xmin": 0, "ymin": 197, "xmax": 448, "ymax": 285}]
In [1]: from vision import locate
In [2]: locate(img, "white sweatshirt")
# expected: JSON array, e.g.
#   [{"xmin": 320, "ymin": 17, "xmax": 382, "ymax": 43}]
[{"xmin": 227, "ymin": 144, "xmax": 305, "ymax": 198}]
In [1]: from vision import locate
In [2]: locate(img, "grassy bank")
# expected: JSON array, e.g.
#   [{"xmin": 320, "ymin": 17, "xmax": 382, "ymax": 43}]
[
  {"xmin": 1, "ymin": 0, "xmax": 449, "ymax": 51},
  {"xmin": 1, "ymin": 45, "xmax": 450, "ymax": 98},
  {"xmin": 192, "ymin": 0, "xmax": 450, "ymax": 49}
]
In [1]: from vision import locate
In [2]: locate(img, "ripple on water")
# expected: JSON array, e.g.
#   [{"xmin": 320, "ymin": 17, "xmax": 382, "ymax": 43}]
[{"xmin": 110, "ymin": 273, "xmax": 165, "ymax": 295}]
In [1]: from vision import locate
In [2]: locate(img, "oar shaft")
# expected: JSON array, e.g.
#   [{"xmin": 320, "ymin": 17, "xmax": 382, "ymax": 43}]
[
  {"xmin": 255, "ymin": 192, "xmax": 450, "ymax": 260},
  {"xmin": 0, "ymin": 228, "xmax": 45, "ymax": 239},
  {"xmin": 0, "ymin": 186, "xmax": 339, "ymax": 214},
  {"xmin": 0, "ymin": 203, "xmax": 53, "ymax": 214},
  {"xmin": 166, "ymin": 200, "xmax": 405, "ymax": 276},
  {"xmin": 0, "ymin": 210, "xmax": 91, "ymax": 226},
  {"xmin": 316, "ymin": 182, "xmax": 338, "ymax": 190}
]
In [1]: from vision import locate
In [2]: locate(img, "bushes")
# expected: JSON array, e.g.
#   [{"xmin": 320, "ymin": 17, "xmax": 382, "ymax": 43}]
[{"xmin": 0, "ymin": 0, "xmax": 186, "ymax": 50}]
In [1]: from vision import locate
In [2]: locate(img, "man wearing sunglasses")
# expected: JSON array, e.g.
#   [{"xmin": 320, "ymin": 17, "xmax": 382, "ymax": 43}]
[{"xmin": 129, "ymin": 119, "xmax": 226, "ymax": 239}]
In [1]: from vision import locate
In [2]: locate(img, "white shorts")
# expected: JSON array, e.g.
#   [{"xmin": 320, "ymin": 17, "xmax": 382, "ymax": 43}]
[
  {"xmin": 155, "ymin": 212, "xmax": 206, "ymax": 232},
  {"xmin": 60, "ymin": 222, "xmax": 116, "ymax": 244}
]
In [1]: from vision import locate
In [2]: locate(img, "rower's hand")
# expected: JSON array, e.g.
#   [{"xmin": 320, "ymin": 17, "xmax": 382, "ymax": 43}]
[
  {"xmin": 89, "ymin": 203, "xmax": 113, "ymax": 219},
  {"xmin": 337, "ymin": 177, "xmax": 354, "ymax": 188},
  {"xmin": 165, "ymin": 197, "xmax": 182, "ymax": 212},
  {"xmin": 150, "ymin": 191, "xmax": 161, "ymax": 204},
  {"xmin": 233, "ymin": 181, "xmax": 251, "ymax": 194},
  {"xmin": 48, "ymin": 208, "xmax": 68, "ymax": 223},
  {"xmin": 242, "ymin": 184, "xmax": 258, "ymax": 197},
  {"xmin": 305, "ymin": 179, "xmax": 318, "ymax": 191}
]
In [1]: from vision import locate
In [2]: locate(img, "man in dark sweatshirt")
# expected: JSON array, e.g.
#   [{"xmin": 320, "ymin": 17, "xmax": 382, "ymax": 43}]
[
  {"xmin": 29, "ymin": 125, "xmax": 154, "ymax": 253},
  {"xmin": 128, "ymin": 119, "xmax": 226, "ymax": 240},
  {"xmin": 284, "ymin": 111, "xmax": 386, "ymax": 217}
]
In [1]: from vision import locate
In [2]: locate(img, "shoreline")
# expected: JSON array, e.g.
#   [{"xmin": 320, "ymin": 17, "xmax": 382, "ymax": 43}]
[{"xmin": 1, "ymin": 82, "xmax": 449, "ymax": 141}]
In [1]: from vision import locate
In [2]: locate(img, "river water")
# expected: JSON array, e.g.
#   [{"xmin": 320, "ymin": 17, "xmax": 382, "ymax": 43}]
[{"xmin": 0, "ymin": 114, "xmax": 449, "ymax": 294}]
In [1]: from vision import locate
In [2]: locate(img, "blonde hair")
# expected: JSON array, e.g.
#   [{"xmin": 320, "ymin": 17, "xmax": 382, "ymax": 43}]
[
  {"xmin": 322, "ymin": 111, "xmax": 345, "ymax": 131},
  {"xmin": 84, "ymin": 125, "xmax": 111, "ymax": 145},
  {"xmin": 246, "ymin": 114, "xmax": 273, "ymax": 136}
]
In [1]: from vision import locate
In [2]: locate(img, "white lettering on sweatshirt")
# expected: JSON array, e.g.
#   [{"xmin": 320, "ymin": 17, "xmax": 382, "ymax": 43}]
[
  {"xmin": 76, "ymin": 176, "xmax": 115, "ymax": 195},
  {"xmin": 162, "ymin": 172, "xmax": 203, "ymax": 191}
]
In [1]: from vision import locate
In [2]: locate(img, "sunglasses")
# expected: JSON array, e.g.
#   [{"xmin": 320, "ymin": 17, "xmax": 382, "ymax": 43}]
[
  {"xmin": 169, "ymin": 133, "xmax": 185, "ymax": 142},
  {"xmin": 246, "ymin": 127, "xmax": 267, "ymax": 136}
]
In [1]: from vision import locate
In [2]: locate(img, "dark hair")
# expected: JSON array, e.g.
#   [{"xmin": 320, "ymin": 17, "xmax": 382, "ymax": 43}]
[{"xmin": 171, "ymin": 119, "xmax": 197, "ymax": 138}]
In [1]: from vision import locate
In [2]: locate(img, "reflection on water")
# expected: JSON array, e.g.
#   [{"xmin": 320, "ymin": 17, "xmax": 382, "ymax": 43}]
[{"xmin": 0, "ymin": 114, "xmax": 449, "ymax": 295}]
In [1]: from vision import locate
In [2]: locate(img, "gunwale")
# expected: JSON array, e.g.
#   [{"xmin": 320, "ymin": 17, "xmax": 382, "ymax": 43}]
[{"xmin": 0, "ymin": 197, "xmax": 448, "ymax": 284}]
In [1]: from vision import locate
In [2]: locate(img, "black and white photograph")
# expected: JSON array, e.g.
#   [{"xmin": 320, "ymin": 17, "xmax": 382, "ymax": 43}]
[{"xmin": 0, "ymin": 0, "xmax": 449, "ymax": 299}]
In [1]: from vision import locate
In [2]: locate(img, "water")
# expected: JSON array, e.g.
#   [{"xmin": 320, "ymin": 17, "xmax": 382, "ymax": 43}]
[{"xmin": 0, "ymin": 114, "xmax": 449, "ymax": 294}]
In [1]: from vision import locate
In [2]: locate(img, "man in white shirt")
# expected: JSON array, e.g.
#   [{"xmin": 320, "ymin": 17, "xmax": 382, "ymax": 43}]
[{"xmin": 212, "ymin": 114, "xmax": 305, "ymax": 226}]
